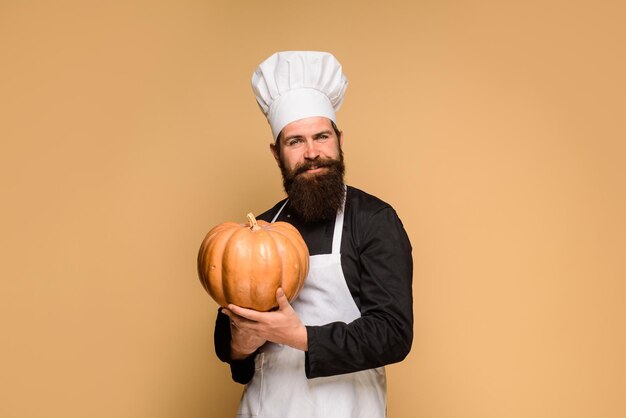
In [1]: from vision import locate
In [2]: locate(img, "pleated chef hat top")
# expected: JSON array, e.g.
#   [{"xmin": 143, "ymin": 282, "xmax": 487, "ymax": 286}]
[{"xmin": 251, "ymin": 51, "xmax": 348, "ymax": 140}]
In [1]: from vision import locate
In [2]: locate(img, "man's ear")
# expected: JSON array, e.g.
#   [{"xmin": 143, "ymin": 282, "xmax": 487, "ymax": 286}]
[
  {"xmin": 339, "ymin": 131, "xmax": 344, "ymax": 148},
  {"xmin": 270, "ymin": 143, "xmax": 280, "ymax": 164}
]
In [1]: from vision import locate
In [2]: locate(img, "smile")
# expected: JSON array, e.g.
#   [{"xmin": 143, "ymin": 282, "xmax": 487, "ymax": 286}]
[{"xmin": 303, "ymin": 167, "xmax": 328, "ymax": 174}]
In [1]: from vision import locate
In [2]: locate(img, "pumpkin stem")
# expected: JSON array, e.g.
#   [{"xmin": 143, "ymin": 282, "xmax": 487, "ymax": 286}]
[{"xmin": 247, "ymin": 213, "xmax": 261, "ymax": 231}]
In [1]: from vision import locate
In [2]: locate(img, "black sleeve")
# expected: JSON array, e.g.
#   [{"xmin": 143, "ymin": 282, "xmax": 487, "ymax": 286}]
[
  {"xmin": 304, "ymin": 207, "xmax": 413, "ymax": 378},
  {"xmin": 214, "ymin": 309, "xmax": 257, "ymax": 384}
]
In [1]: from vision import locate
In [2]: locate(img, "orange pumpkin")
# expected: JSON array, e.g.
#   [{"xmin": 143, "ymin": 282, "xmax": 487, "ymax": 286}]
[{"xmin": 197, "ymin": 213, "xmax": 309, "ymax": 311}]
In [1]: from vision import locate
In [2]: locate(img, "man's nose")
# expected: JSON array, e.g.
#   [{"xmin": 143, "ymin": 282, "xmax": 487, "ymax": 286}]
[{"xmin": 303, "ymin": 140, "xmax": 320, "ymax": 160}]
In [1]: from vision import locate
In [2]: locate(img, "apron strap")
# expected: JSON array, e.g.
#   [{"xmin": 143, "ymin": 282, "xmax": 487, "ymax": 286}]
[
  {"xmin": 271, "ymin": 200, "xmax": 289, "ymax": 223},
  {"xmin": 331, "ymin": 185, "xmax": 347, "ymax": 254},
  {"xmin": 331, "ymin": 207, "xmax": 344, "ymax": 255}
]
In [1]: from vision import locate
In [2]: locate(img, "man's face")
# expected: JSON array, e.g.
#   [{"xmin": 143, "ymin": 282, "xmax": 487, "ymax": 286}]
[
  {"xmin": 271, "ymin": 116, "xmax": 343, "ymax": 176},
  {"xmin": 270, "ymin": 116, "xmax": 346, "ymax": 223}
]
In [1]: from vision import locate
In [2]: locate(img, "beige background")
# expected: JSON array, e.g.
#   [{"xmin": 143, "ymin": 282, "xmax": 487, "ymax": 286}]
[{"xmin": 1, "ymin": 1, "xmax": 625, "ymax": 417}]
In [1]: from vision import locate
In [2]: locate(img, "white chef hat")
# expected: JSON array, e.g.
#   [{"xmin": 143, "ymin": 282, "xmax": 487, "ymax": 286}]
[{"xmin": 251, "ymin": 51, "xmax": 348, "ymax": 140}]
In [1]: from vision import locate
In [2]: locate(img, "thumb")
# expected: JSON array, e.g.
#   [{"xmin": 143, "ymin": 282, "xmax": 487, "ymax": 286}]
[{"xmin": 276, "ymin": 288, "xmax": 291, "ymax": 310}]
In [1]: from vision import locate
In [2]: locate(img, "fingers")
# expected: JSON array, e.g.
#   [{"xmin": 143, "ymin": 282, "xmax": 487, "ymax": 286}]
[
  {"xmin": 227, "ymin": 304, "xmax": 263, "ymax": 322},
  {"xmin": 221, "ymin": 307, "xmax": 247, "ymax": 329},
  {"xmin": 223, "ymin": 288, "xmax": 293, "ymax": 325}
]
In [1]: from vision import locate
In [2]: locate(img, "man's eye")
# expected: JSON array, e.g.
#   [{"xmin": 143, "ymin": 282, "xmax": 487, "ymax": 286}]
[{"xmin": 287, "ymin": 139, "xmax": 301, "ymax": 146}]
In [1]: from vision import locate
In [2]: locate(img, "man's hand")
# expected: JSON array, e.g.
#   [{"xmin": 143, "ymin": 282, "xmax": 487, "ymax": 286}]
[
  {"xmin": 222, "ymin": 288, "xmax": 308, "ymax": 353},
  {"xmin": 226, "ymin": 319, "xmax": 267, "ymax": 360}
]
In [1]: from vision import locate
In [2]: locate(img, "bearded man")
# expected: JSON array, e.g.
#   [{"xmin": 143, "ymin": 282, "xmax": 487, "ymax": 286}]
[{"xmin": 214, "ymin": 51, "xmax": 413, "ymax": 418}]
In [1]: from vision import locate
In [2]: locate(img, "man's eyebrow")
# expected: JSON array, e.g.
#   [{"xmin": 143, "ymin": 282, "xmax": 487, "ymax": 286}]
[
  {"xmin": 282, "ymin": 130, "xmax": 334, "ymax": 143},
  {"xmin": 283, "ymin": 134, "xmax": 304, "ymax": 142},
  {"xmin": 313, "ymin": 130, "xmax": 334, "ymax": 138}
]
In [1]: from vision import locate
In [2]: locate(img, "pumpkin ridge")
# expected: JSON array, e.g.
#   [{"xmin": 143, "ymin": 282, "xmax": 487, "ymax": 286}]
[
  {"xmin": 267, "ymin": 227, "xmax": 309, "ymax": 299},
  {"xmin": 223, "ymin": 227, "xmax": 254, "ymax": 308},
  {"xmin": 198, "ymin": 221, "xmax": 240, "ymax": 295},
  {"xmin": 205, "ymin": 224, "xmax": 239, "ymax": 307},
  {"xmin": 253, "ymin": 230, "xmax": 282, "ymax": 310},
  {"xmin": 270, "ymin": 230, "xmax": 299, "ymax": 302}
]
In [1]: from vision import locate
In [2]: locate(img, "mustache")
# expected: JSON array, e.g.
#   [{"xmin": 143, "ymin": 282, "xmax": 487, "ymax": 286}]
[{"xmin": 291, "ymin": 158, "xmax": 341, "ymax": 177}]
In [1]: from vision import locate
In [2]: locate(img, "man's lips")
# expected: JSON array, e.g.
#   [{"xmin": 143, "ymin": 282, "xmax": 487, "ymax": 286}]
[
  {"xmin": 294, "ymin": 164, "xmax": 331, "ymax": 176},
  {"xmin": 304, "ymin": 167, "xmax": 327, "ymax": 173}
]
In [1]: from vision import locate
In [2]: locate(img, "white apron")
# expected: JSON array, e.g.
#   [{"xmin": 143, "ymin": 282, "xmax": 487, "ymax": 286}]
[{"xmin": 237, "ymin": 200, "xmax": 387, "ymax": 418}]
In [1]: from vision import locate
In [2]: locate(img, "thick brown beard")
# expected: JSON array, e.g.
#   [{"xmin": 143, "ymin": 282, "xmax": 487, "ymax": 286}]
[{"xmin": 279, "ymin": 151, "xmax": 346, "ymax": 223}]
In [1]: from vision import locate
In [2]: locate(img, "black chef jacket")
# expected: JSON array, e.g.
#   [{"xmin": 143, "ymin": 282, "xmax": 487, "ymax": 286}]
[{"xmin": 214, "ymin": 186, "xmax": 413, "ymax": 382}]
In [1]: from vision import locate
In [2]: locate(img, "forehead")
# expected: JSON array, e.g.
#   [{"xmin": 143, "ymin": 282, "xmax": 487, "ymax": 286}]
[{"xmin": 280, "ymin": 116, "xmax": 334, "ymax": 139}]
